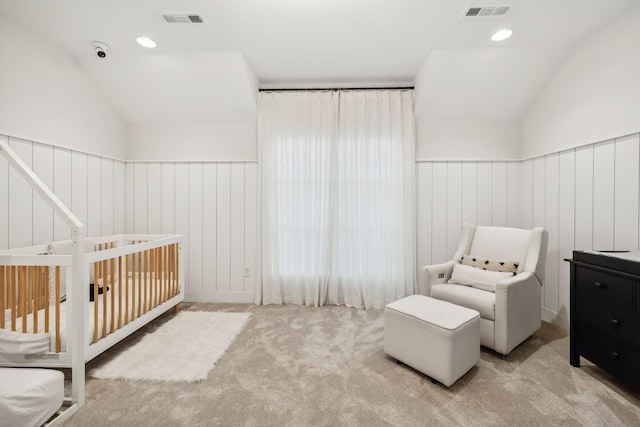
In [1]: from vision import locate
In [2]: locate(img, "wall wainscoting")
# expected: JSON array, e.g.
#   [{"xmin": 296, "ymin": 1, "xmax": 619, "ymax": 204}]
[
  {"xmin": 3, "ymin": 132, "xmax": 640, "ymax": 325},
  {"xmin": 125, "ymin": 161, "xmax": 258, "ymax": 303},
  {"xmin": 0, "ymin": 134, "xmax": 126, "ymax": 249}
]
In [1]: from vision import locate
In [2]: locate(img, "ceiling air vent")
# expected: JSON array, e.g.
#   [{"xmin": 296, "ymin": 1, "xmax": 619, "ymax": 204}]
[
  {"xmin": 161, "ymin": 13, "xmax": 206, "ymax": 24},
  {"xmin": 462, "ymin": 5, "xmax": 511, "ymax": 18}
]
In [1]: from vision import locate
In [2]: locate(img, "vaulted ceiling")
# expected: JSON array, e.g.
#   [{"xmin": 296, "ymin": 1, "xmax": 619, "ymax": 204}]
[{"xmin": 1, "ymin": 0, "xmax": 638, "ymax": 124}]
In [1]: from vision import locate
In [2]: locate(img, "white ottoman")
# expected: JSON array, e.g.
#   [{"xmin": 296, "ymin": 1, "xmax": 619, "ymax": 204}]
[{"xmin": 384, "ymin": 295, "xmax": 480, "ymax": 387}]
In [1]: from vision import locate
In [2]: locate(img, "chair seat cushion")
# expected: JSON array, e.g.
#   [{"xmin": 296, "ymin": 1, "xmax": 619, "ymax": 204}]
[
  {"xmin": 448, "ymin": 263, "xmax": 513, "ymax": 292},
  {"xmin": 431, "ymin": 284, "xmax": 496, "ymax": 321}
]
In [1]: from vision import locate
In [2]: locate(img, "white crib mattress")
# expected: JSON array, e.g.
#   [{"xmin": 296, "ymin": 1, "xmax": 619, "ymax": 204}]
[{"xmin": 0, "ymin": 367, "xmax": 64, "ymax": 427}]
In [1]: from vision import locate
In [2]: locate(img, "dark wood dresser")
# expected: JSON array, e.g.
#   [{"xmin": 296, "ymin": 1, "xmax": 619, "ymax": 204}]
[{"xmin": 566, "ymin": 250, "xmax": 640, "ymax": 388}]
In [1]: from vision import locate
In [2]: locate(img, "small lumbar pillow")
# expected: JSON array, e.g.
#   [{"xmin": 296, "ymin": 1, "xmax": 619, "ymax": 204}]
[
  {"xmin": 448, "ymin": 263, "xmax": 514, "ymax": 292},
  {"xmin": 460, "ymin": 254, "xmax": 519, "ymax": 274}
]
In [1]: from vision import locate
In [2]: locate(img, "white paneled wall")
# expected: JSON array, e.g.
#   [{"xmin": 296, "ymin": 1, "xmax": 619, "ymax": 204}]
[
  {"xmin": 520, "ymin": 133, "xmax": 640, "ymax": 329},
  {"xmin": 0, "ymin": 135, "xmax": 126, "ymax": 250},
  {"xmin": 126, "ymin": 161, "xmax": 258, "ymax": 303},
  {"xmin": 416, "ymin": 161, "xmax": 522, "ymax": 277},
  {"xmin": 5, "ymin": 131, "xmax": 640, "ymax": 319}
]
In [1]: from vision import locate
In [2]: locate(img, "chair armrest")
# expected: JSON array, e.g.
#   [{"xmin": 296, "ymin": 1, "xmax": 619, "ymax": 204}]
[
  {"xmin": 417, "ymin": 260, "xmax": 457, "ymax": 296},
  {"xmin": 494, "ymin": 272, "xmax": 542, "ymax": 354}
]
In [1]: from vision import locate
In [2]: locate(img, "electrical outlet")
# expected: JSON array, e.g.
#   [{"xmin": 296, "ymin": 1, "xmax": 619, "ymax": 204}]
[{"xmin": 243, "ymin": 266, "xmax": 251, "ymax": 277}]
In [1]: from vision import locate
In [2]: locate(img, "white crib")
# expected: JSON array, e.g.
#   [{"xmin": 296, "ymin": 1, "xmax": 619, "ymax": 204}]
[{"xmin": 0, "ymin": 140, "xmax": 184, "ymax": 424}]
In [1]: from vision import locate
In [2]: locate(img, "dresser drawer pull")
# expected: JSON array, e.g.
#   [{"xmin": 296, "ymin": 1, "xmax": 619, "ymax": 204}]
[
  {"xmin": 610, "ymin": 318, "xmax": 621, "ymax": 328},
  {"xmin": 594, "ymin": 281, "xmax": 605, "ymax": 289},
  {"xmin": 610, "ymin": 351, "xmax": 620, "ymax": 360}
]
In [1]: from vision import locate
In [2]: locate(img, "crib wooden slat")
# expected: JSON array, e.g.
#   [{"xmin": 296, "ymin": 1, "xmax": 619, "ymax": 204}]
[
  {"xmin": 44, "ymin": 266, "xmax": 50, "ymax": 332},
  {"xmin": 144, "ymin": 249, "xmax": 149, "ymax": 313},
  {"xmin": 130, "ymin": 252, "xmax": 136, "ymax": 323},
  {"xmin": 32, "ymin": 267, "xmax": 38, "ymax": 333},
  {"xmin": 19, "ymin": 266, "xmax": 27, "ymax": 333},
  {"xmin": 162, "ymin": 245, "xmax": 167, "ymax": 303},
  {"xmin": 0, "ymin": 266, "xmax": 5, "ymax": 329},
  {"xmin": 170, "ymin": 244, "xmax": 174, "ymax": 297},
  {"xmin": 9, "ymin": 266, "xmax": 16, "ymax": 331},
  {"xmin": 118, "ymin": 256, "xmax": 123, "ymax": 329},
  {"xmin": 125, "ymin": 254, "xmax": 130, "ymax": 325},
  {"xmin": 93, "ymin": 262, "xmax": 99, "ymax": 343},
  {"xmin": 102, "ymin": 258, "xmax": 107, "ymax": 339},
  {"xmin": 137, "ymin": 248, "xmax": 142, "ymax": 319},
  {"xmin": 110, "ymin": 257, "xmax": 115, "ymax": 333},
  {"xmin": 55, "ymin": 266, "xmax": 61, "ymax": 353},
  {"xmin": 150, "ymin": 248, "xmax": 156, "ymax": 308},
  {"xmin": 158, "ymin": 246, "xmax": 162, "ymax": 304},
  {"xmin": 175, "ymin": 244, "xmax": 179, "ymax": 298}
]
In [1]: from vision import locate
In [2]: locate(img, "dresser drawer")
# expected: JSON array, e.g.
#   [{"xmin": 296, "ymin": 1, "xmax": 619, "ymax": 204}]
[
  {"xmin": 575, "ymin": 293, "xmax": 640, "ymax": 348},
  {"xmin": 576, "ymin": 323, "xmax": 640, "ymax": 383},
  {"xmin": 575, "ymin": 267, "xmax": 633, "ymax": 309}
]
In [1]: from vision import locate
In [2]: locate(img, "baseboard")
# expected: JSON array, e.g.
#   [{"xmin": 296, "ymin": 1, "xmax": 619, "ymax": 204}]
[
  {"xmin": 185, "ymin": 291, "xmax": 254, "ymax": 303},
  {"xmin": 542, "ymin": 307, "xmax": 569, "ymax": 332}
]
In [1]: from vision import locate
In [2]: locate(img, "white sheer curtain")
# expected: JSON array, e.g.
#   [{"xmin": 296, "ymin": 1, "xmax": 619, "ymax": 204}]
[{"xmin": 259, "ymin": 89, "xmax": 414, "ymax": 309}]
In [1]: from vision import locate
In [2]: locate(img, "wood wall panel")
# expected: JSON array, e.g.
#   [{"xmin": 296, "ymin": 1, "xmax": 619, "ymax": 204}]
[
  {"xmin": 1, "ymin": 135, "xmax": 125, "ymax": 249},
  {"xmin": 592, "ymin": 141, "xmax": 615, "ymax": 251},
  {"xmin": 160, "ymin": 163, "xmax": 175, "ymax": 234},
  {"xmin": 446, "ymin": 162, "xmax": 462, "ymax": 259},
  {"xmin": 133, "ymin": 163, "xmax": 148, "ymax": 234},
  {"xmin": 174, "ymin": 163, "xmax": 190, "ymax": 290},
  {"xmin": 520, "ymin": 134, "xmax": 640, "ymax": 330},
  {"xmin": 491, "ymin": 162, "xmax": 507, "ymax": 227},
  {"xmin": 431, "ymin": 162, "xmax": 448, "ymax": 264},
  {"xmin": 614, "ymin": 134, "xmax": 639, "ymax": 251},
  {"xmin": 188, "ymin": 163, "xmax": 203, "ymax": 293},
  {"xmin": 0, "ymin": 135, "xmax": 9, "ymax": 249},
  {"xmin": 415, "ymin": 160, "xmax": 521, "ymax": 269},
  {"xmin": 543, "ymin": 155, "xmax": 559, "ymax": 313},
  {"xmin": 113, "ymin": 160, "xmax": 126, "ymax": 234},
  {"xmin": 202, "ymin": 163, "xmax": 218, "ymax": 294},
  {"xmin": 32, "ymin": 143, "xmax": 54, "ymax": 245},
  {"xmin": 101, "ymin": 158, "xmax": 114, "ymax": 236},
  {"xmin": 574, "ymin": 146, "xmax": 594, "ymax": 250},
  {"xmin": 53, "ymin": 148, "xmax": 72, "ymax": 241},
  {"xmin": 9, "ymin": 138, "xmax": 33, "ymax": 248},
  {"xmin": 557, "ymin": 150, "xmax": 575, "ymax": 322},
  {"xmin": 87, "ymin": 155, "xmax": 102, "ymax": 238},
  {"xmin": 415, "ymin": 163, "xmax": 432, "ymax": 283},
  {"xmin": 146, "ymin": 163, "xmax": 162, "ymax": 234},
  {"xmin": 476, "ymin": 162, "xmax": 492, "ymax": 226}
]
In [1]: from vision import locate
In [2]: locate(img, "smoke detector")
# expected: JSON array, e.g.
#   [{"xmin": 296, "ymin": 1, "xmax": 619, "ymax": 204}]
[
  {"xmin": 161, "ymin": 13, "xmax": 206, "ymax": 24},
  {"xmin": 462, "ymin": 5, "xmax": 511, "ymax": 18}
]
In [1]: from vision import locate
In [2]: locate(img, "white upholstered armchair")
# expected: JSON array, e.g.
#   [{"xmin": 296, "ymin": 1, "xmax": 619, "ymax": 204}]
[{"xmin": 418, "ymin": 224, "xmax": 549, "ymax": 355}]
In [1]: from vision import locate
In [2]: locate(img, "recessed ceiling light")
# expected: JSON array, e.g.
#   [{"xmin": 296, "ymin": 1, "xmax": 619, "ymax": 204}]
[
  {"xmin": 491, "ymin": 29, "xmax": 513, "ymax": 42},
  {"xmin": 136, "ymin": 36, "xmax": 157, "ymax": 48}
]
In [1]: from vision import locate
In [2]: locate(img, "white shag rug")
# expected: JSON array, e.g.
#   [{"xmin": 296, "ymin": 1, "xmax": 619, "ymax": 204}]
[{"xmin": 90, "ymin": 311, "xmax": 251, "ymax": 382}]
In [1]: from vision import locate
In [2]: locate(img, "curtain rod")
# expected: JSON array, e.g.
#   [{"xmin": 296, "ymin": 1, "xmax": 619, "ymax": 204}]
[{"xmin": 259, "ymin": 86, "xmax": 414, "ymax": 92}]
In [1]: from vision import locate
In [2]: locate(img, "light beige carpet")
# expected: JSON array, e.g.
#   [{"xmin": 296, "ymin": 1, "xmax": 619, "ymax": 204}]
[{"xmin": 63, "ymin": 303, "xmax": 640, "ymax": 426}]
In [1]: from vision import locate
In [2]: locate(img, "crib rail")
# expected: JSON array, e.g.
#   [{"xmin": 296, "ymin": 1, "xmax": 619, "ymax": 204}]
[
  {"xmin": 0, "ymin": 264, "xmax": 64, "ymax": 352},
  {"xmin": 1, "ymin": 234, "xmax": 182, "ymax": 352},
  {"xmin": 88, "ymin": 239, "xmax": 180, "ymax": 344}
]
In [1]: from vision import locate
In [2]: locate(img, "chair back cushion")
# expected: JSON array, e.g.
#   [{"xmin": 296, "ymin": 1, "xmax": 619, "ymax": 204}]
[{"xmin": 453, "ymin": 223, "xmax": 548, "ymax": 284}]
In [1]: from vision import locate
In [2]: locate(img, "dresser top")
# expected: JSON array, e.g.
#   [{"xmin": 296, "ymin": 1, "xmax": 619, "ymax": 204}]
[{"xmin": 569, "ymin": 250, "xmax": 640, "ymax": 276}]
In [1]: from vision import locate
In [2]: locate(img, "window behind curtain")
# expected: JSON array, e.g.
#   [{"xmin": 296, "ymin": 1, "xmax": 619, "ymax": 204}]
[{"xmin": 259, "ymin": 90, "xmax": 414, "ymax": 309}]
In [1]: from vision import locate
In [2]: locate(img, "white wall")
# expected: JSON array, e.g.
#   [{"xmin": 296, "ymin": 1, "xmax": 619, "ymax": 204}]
[
  {"xmin": 0, "ymin": 134, "xmax": 126, "ymax": 250},
  {"xmin": 415, "ymin": 119, "xmax": 521, "ymax": 161},
  {"xmin": 519, "ymin": 133, "xmax": 640, "ymax": 329},
  {"xmin": 0, "ymin": 16, "xmax": 126, "ymax": 159},
  {"xmin": 126, "ymin": 122, "xmax": 257, "ymax": 162},
  {"xmin": 522, "ymin": 6, "xmax": 640, "ymax": 158},
  {"xmin": 125, "ymin": 161, "xmax": 258, "ymax": 303},
  {"xmin": 416, "ymin": 160, "xmax": 522, "ymax": 278}
]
